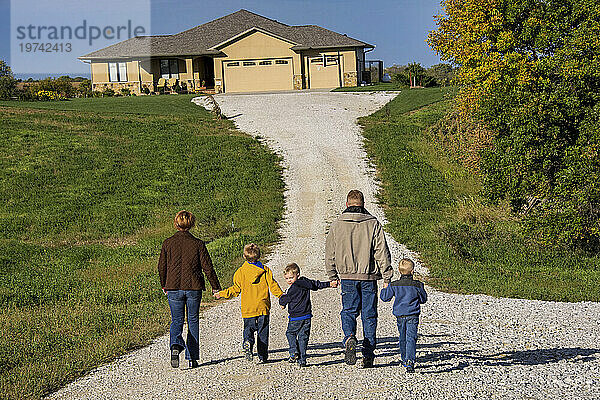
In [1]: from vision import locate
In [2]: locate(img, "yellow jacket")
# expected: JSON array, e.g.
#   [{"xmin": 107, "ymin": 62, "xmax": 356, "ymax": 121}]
[{"xmin": 219, "ymin": 261, "xmax": 283, "ymax": 318}]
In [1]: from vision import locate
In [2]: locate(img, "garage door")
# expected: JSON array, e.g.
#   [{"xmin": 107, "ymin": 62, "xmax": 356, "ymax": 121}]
[
  {"xmin": 223, "ymin": 58, "xmax": 293, "ymax": 93},
  {"xmin": 309, "ymin": 56, "xmax": 341, "ymax": 89}
]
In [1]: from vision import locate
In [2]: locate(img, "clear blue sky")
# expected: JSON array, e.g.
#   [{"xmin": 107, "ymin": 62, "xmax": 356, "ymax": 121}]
[{"xmin": 0, "ymin": 0, "xmax": 444, "ymax": 78}]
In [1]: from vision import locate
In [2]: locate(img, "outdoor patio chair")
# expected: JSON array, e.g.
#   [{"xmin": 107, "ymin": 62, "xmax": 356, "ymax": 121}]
[
  {"xmin": 156, "ymin": 78, "xmax": 167, "ymax": 93},
  {"xmin": 167, "ymin": 77, "xmax": 178, "ymax": 93}
]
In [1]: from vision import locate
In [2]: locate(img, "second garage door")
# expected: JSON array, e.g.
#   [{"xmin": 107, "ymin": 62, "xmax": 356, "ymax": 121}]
[{"xmin": 223, "ymin": 58, "xmax": 293, "ymax": 93}]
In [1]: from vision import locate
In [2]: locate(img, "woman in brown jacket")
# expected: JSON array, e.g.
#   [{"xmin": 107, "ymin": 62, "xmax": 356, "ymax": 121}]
[{"xmin": 158, "ymin": 210, "xmax": 221, "ymax": 368}]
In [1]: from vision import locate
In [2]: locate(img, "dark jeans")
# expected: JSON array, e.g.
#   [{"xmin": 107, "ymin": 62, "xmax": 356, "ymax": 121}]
[
  {"xmin": 396, "ymin": 315, "xmax": 419, "ymax": 363},
  {"xmin": 286, "ymin": 318, "xmax": 311, "ymax": 363},
  {"xmin": 340, "ymin": 279, "xmax": 378, "ymax": 359},
  {"xmin": 243, "ymin": 315, "xmax": 270, "ymax": 361},
  {"xmin": 167, "ymin": 290, "xmax": 201, "ymax": 360}
]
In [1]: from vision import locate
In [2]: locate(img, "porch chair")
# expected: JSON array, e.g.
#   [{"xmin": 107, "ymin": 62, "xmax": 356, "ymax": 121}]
[
  {"xmin": 156, "ymin": 78, "xmax": 167, "ymax": 93},
  {"xmin": 167, "ymin": 77, "xmax": 178, "ymax": 93}
]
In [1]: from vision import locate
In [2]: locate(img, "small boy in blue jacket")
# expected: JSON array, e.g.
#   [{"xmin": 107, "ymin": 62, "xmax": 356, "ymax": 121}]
[
  {"xmin": 279, "ymin": 263, "xmax": 337, "ymax": 367},
  {"xmin": 380, "ymin": 258, "xmax": 427, "ymax": 373}
]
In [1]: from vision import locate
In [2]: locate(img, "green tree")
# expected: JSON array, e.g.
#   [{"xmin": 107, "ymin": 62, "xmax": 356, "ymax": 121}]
[
  {"xmin": 429, "ymin": 0, "xmax": 600, "ymax": 250},
  {"xmin": 426, "ymin": 63, "xmax": 454, "ymax": 86},
  {"xmin": 0, "ymin": 60, "xmax": 16, "ymax": 99}
]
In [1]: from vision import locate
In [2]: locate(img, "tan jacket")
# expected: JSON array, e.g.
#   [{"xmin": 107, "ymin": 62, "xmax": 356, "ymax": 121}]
[{"xmin": 325, "ymin": 208, "xmax": 393, "ymax": 282}]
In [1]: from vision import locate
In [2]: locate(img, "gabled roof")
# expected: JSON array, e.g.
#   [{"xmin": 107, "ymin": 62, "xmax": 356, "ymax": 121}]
[{"xmin": 79, "ymin": 9, "xmax": 372, "ymax": 60}]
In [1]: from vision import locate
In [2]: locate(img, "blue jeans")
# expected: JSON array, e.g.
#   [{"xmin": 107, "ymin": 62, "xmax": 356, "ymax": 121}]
[
  {"xmin": 286, "ymin": 318, "xmax": 311, "ymax": 363},
  {"xmin": 243, "ymin": 315, "xmax": 270, "ymax": 361},
  {"xmin": 340, "ymin": 279, "xmax": 378, "ymax": 359},
  {"xmin": 167, "ymin": 290, "xmax": 201, "ymax": 360},
  {"xmin": 396, "ymin": 315, "xmax": 419, "ymax": 363}
]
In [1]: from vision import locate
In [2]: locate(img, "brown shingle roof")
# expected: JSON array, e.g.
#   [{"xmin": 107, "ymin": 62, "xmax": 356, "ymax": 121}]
[{"xmin": 79, "ymin": 9, "xmax": 372, "ymax": 59}]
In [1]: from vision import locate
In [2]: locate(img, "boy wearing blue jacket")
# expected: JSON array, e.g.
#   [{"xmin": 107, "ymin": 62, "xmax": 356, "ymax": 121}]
[
  {"xmin": 380, "ymin": 258, "xmax": 427, "ymax": 373},
  {"xmin": 279, "ymin": 263, "xmax": 337, "ymax": 367}
]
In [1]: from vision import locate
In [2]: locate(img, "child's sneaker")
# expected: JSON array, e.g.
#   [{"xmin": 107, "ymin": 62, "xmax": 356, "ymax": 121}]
[
  {"xmin": 405, "ymin": 360, "xmax": 415, "ymax": 373},
  {"xmin": 243, "ymin": 341, "xmax": 253, "ymax": 361},
  {"xmin": 255, "ymin": 358, "xmax": 267, "ymax": 365},
  {"xmin": 344, "ymin": 336, "xmax": 357, "ymax": 365},
  {"xmin": 288, "ymin": 354, "xmax": 299, "ymax": 363}
]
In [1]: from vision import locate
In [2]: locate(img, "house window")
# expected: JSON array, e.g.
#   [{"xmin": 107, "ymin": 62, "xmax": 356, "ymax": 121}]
[
  {"xmin": 243, "ymin": 61, "xmax": 256, "ymax": 66},
  {"xmin": 259, "ymin": 60, "xmax": 272, "ymax": 65},
  {"xmin": 108, "ymin": 62, "xmax": 128, "ymax": 82},
  {"xmin": 226, "ymin": 62, "xmax": 240, "ymax": 67},
  {"xmin": 160, "ymin": 59, "xmax": 179, "ymax": 79},
  {"xmin": 275, "ymin": 60, "xmax": 289, "ymax": 65},
  {"xmin": 310, "ymin": 58, "xmax": 322, "ymax": 64},
  {"xmin": 326, "ymin": 56, "xmax": 338, "ymax": 65}
]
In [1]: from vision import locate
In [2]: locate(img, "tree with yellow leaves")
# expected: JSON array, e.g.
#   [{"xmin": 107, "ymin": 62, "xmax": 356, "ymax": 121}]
[{"xmin": 429, "ymin": 0, "xmax": 600, "ymax": 251}]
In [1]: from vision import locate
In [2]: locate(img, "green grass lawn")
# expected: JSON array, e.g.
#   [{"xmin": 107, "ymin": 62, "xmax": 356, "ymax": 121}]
[
  {"xmin": 0, "ymin": 95, "xmax": 284, "ymax": 399},
  {"xmin": 360, "ymin": 87, "xmax": 600, "ymax": 302}
]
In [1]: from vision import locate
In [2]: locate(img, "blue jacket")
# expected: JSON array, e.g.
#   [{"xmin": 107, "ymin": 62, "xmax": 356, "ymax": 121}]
[
  {"xmin": 380, "ymin": 275, "xmax": 427, "ymax": 317},
  {"xmin": 279, "ymin": 277, "xmax": 330, "ymax": 320}
]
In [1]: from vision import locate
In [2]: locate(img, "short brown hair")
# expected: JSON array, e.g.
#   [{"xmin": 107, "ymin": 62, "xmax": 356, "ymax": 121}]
[
  {"xmin": 174, "ymin": 210, "xmax": 195, "ymax": 231},
  {"xmin": 399, "ymin": 258, "xmax": 415, "ymax": 275},
  {"xmin": 243, "ymin": 243, "xmax": 261, "ymax": 262},
  {"xmin": 284, "ymin": 263, "xmax": 300, "ymax": 276},
  {"xmin": 347, "ymin": 190, "xmax": 365, "ymax": 206}
]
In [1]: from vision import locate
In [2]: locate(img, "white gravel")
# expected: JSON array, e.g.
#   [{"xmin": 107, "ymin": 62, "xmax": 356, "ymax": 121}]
[{"xmin": 48, "ymin": 92, "xmax": 600, "ymax": 400}]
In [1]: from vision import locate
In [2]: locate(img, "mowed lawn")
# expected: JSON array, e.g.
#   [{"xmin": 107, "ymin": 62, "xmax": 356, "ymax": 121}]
[
  {"xmin": 0, "ymin": 95, "xmax": 284, "ymax": 400},
  {"xmin": 360, "ymin": 88, "xmax": 600, "ymax": 302}
]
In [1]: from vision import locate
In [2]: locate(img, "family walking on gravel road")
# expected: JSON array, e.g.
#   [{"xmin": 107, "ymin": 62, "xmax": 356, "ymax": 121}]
[{"xmin": 158, "ymin": 190, "xmax": 427, "ymax": 373}]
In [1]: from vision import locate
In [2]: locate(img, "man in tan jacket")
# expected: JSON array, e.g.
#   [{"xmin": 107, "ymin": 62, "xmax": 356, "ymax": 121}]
[{"xmin": 325, "ymin": 190, "xmax": 392, "ymax": 368}]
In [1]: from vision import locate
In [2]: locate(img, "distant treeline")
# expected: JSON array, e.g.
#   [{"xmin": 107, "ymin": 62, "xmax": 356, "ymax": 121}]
[
  {"xmin": 385, "ymin": 63, "xmax": 456, "ymax": 87},
  {"xmin": 0, "ymin": 61, "xmax": 92, "ymax": 100}
]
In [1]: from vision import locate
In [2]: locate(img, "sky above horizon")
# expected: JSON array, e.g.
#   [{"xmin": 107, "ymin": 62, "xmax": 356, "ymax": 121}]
[{"xmin": 0, "ymin": 0, "xmax": 445, "ymax": 79}]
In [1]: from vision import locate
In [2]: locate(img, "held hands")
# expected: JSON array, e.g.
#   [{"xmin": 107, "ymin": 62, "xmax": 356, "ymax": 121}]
[
  {"xmin": 330, "ymin": 280, "xmax": 339, "ymax": 288},
  {"xmin": 213, "ymin": 291, "xmax": 221, "ymax": 299},
  {"xmin": 162, "ymin": 288, "xmax": 168, "ymax": 295},
  {"xmin": 383, "ymin": 281, "xmax": 389, "ymax": 289}
]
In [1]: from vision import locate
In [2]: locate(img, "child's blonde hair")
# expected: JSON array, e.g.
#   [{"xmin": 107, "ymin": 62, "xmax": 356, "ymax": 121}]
[
  {"xmin": 284, "ymin": 263, "xmax": 300, "ymax": 276},
  {"xmin": 243, "ymin": 243, "xmax": 261, "ymax": 262},
  {"xmin": 399, "ymin": 258, "xmax": 415, "ymax": 275},
  {"xmin": 174, "ymin": 210, "xmax": 195, "ymax": 231}
]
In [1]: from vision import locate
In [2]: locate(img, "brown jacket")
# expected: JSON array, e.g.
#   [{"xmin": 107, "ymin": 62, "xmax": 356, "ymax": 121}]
[
  {"xmin": 325, "ymin": 207, "xmax": 393, "ymax": 282},
  {"xmin": 158, "ymin": 230, "xmax": 221, "ymax": 291}
]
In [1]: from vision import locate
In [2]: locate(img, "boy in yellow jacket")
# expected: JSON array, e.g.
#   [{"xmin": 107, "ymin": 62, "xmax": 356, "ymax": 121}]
[{"xmin": 214, "ymin": 243, "xmax": 283, "ymax": 363}]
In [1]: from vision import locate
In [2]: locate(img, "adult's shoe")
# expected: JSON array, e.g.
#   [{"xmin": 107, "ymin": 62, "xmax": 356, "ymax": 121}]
[
  {"xmin": 189, "ymin": 360, "xmax": 199, "ymax": 369},
  {"xmin": 344, "ymin": 336, "xmax": 358, "ymax": 365},
  {"xmin": 362, "ymin": 357, "xmax": 374, "ymax": 368},
  {"xmin": 170, "ymin": 348, "xmax": 180, "ymax": 368}
]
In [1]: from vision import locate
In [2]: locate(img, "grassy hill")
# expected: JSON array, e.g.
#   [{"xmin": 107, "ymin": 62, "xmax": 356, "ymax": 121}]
[
  {"xmin": 360, "ymin": 88, "xmax": 600, "ymax": 302},
  {"xmin": 0, "ymin": 95, "xmax": 284, "ymax": 399}
]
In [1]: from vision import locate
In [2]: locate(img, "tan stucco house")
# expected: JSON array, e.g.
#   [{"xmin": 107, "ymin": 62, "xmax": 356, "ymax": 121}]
[{"xmin": 78, "ymin": 9, "xmax": 373, "ymax": 94}]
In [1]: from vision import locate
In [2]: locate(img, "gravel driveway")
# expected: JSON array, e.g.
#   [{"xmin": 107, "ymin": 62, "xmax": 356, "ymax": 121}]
[{"xmin": 49, "ymin": 92, "xmax": 600, "ymax": 400}]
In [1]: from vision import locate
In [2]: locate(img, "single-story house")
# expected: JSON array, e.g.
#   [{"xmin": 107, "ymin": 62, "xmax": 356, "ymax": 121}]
[{"xmin": 78, "ymin": 9, "xmax": 373, "ymax": 94}]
